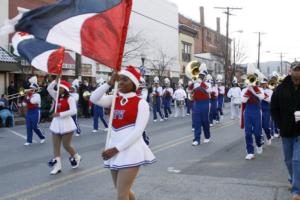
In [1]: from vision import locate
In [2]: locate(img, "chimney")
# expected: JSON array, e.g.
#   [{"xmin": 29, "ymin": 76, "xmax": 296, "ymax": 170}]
[
  {"xmin": 200, "ymin": 6, "xmax": 205, "ymax": 26},
  {"xmin": 216, "ymin": 17, "xmax": 220, "ymax": 33}
]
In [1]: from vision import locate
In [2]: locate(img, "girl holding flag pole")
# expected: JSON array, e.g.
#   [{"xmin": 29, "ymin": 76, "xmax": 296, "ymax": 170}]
[
  {"xmin": 47, "ymin": 78, "xmax": 82, "ymax": 175},
  {"xmin": 90, "ymin": 66, "xmax": 156, "ymax": 200}
]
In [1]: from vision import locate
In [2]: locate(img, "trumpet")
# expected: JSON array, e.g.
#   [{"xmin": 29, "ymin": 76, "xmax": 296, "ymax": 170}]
[
  {"xmin": 185, "ymin": 60, "xmax": 201, "ymax": 82},
  {"xmin": 6, "ymin": 87, "xmax": 42, "ymax": 100}
]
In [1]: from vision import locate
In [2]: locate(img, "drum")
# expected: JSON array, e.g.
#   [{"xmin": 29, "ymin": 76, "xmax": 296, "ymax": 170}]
[{"xmin": 176, "ymin": 100, "xmax": 185, "ymax": 108}]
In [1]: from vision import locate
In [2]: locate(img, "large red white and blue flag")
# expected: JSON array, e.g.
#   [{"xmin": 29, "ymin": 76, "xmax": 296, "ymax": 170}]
[{"xmin": 4, "ymin": 0, "xmax": 132, "ymax": 72}]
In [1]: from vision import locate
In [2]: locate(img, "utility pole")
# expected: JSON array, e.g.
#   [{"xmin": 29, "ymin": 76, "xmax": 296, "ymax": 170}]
[
  {"xmin": 274, "ymin": 52, "xmax": 287, "ymax": 74},
  {"xmin": 254, "ymin": 32, "xmax": 266, "ymax": 70},
  {"xmin": 214, "ymin": 7, "xmax": 242, "ymax": 87},
  {"xmin": 75, "ymin": 53, "xmax": 82, "ymax": 79}
]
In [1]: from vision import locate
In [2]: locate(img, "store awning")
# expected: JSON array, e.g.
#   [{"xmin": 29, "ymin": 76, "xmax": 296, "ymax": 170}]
[{"xmin": 0, "ymin": 47, "xmax": 19, "ymax": 72}]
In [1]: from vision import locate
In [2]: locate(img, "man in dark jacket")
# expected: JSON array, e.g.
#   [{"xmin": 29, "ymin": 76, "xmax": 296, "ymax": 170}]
[{"xmin": 271, "ymin": 62, "xmax": 300, "ymax": 200}]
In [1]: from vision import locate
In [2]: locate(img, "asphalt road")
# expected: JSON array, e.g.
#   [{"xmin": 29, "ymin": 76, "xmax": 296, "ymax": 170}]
[{"xmin": 0, "ymin": 104, "xmax": 292, "ymax": 200}]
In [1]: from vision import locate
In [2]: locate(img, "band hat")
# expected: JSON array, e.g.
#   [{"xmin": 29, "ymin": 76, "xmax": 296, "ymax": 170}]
[
  {"xmin": 59, "ymin": 80, "xmax": 72, "ymax": 92},
  {"xmin": 260, "ymin": 78, "xmax": 268, "ymax": 84},
  {"xmin": 29, "ymin": 76, "xmax": 37, "ymax": 84},
  {"xmin": 154, "ymin": 76, "xmax": 159, "ymax": 83},
  {"xmin": 119, "ymin": 66, "xmax": 141, "ymax": 90}
]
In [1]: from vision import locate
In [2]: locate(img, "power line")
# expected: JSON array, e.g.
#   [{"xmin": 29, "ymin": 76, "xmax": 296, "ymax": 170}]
[{"xmin": 131, "ymin": 10, "xmax": 178, "ymax": 31}]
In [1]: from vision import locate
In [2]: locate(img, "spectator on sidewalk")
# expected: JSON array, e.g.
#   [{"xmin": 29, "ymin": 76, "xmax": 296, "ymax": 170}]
[{"xmin": 271, "ymin": 62, "xmax": 300, "ymax": 200}]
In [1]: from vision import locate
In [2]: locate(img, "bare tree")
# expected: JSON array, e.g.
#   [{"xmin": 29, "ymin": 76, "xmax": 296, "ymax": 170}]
[
  {"xmin": 231, "ymin": 39, "xmax": 247, "ymax": 81},
  {"xmin": 233, "ymin": 39, "xmax": 247, "ymax": 65},
  {"xmin": 123, "ymin": 29, "xmax": 148, "ymax": 63},
  {"xmin": 149, "ymin": 48, "xmax": 176, "ymax": 80}
]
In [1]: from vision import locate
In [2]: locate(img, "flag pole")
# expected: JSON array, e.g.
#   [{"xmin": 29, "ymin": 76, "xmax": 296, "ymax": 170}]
[
  {"xmin": 105, "ymin": 81, "xmax": 118, "ymax": 150},
  {"xmin": 54, "ymin": 76, "xmax": 61, "ymax": 113}
]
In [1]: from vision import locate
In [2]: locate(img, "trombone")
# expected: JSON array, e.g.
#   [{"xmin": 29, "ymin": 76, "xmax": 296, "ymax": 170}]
[{"xmin": 6, "ymin": 87, "xmax": 42, "ymax": 100}]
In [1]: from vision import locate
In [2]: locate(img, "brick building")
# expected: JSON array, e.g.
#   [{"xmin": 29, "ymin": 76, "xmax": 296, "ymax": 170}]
[{"xmin": 179, "ymin": 7, "xmax": 231, "ymax": 79}]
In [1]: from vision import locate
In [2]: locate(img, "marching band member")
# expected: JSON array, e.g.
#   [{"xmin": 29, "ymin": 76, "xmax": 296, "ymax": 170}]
[
  {"xmin": 162, "ymin": 78, "xmax": 173, "ymax": 120},
  {"xmin": 270, "ymin": 71, "xmax": 280, "ymax": 138},
  {"xmin": 241, "ymin": 65, "xmax": 264, "ymax": 160},
  {"xmin": 260, "ymin": 77, "xmax": 273, "ymax": 145},
  {"xmin": 152, "ymin": 76, "xmax": 164, "ymax": 122},
  {"xmin": 216, "ymin": 75, "xmax": 225, "ymax": 119},
  {"xmin": 227, "ymin": 77, "xmax": 242, "ymax": 120},
  {"xmin": 186, "ymin": 81, "xmax": 193, "ymax": 116},
  {"xmin": 173, "ymin": 80, "xmax": 187, "ymax": 118},
  {"xmin": 70, "ymin": 79, "xmax": 81, "ymax": 136},
  {"xmin": 136, "ymin": 77, "xmax": 148, "ymax": 101},
  {"xmin": 192, "ymin": 63, "xmax": 212, "ymax": 145},
  {"xmin": 47, "ymin": 79, "xmax": 81, "ymax": 175},
  {"xmin": 93, "ymin": 78, "xmax": 108, "ymax": 133},
  {"xmin": 90, "ymin": 66, "xmax": 156, "ymax": 200},
  {"xmin": 24, "ymin": 76, "xmax": 45, "ymax": 146},
  {"xmin": 208, "ymin": 77, "xmax": 219, "ymax": 126}
]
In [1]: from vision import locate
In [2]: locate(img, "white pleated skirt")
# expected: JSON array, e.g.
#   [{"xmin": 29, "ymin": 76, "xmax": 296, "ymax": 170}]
[
  {"xmin": 50, "ymin": 116, "xmax": 77, "ymax": 135},
  {"xmin": 104, "ymin": 128, "xmax": 156, "ymax": 170}
]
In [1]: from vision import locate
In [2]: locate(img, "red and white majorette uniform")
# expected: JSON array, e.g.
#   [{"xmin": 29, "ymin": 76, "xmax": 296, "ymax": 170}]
[
  {"xmin": 91, "ymin": 83, "xmax": 156, "ymax": 169},
  {"xmin": 47, "ymin": 80, "xmax": 77, "ymax": 134}
]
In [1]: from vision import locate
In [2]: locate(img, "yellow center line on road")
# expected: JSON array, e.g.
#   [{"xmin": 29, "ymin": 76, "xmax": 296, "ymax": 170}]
[{"xmin": 1, "ymin": 121, "xmax": 237, "ymax": 200}]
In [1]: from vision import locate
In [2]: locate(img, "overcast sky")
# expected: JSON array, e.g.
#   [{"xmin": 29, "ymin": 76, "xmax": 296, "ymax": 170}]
[{"xmin": 168, "ymin": 0, "xmax": 300, "ymax": 64}]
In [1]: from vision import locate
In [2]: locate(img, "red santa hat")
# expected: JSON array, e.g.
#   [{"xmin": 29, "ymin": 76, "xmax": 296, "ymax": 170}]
[
  {"xmin": 119, "ymin": 66, "xmax": 141, "ymax": 90},
  {"xmin": 59, "ymin": 80, "xmax": 72, "ymax": 92}
]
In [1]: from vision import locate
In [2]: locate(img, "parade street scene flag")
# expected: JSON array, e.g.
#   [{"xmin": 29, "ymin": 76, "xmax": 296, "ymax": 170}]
[
  {"xmin": 14, "ymin": 0, "xmax": 132, "ymax": 71},
  {"xmin": 12, "ymin": 32, "xmax": 65, "ymax": 75}
]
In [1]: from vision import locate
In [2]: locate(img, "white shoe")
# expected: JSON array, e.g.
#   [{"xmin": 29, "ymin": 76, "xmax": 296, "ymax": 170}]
[
  {"xmin": 24, "ymin": 142, "xmax": 32, "ymax": 146},
  {"xmin": 160, "ymin": 119, "xmax": 164, "ymax": 122},
  {"xmin": 103, "ymin": 128, "xmax": 108, "ymax": 132},
  {"xmin": 192, "ymin": 141, "xmax": 199, "ymax": 146},
  {"xmin": 92, "ymin": 129, "xmax": 98, "ymax": 133},
  {"xmin": 210, "ymin": 124, "xmax": 213, "ymax": 127},
  {"xmin": 216, "ymin": 120, "xmax": 220, "ymax": 124},
  {"xmin": 256, "ymin": 147, "xmax": 263, "ymax": 154},
  {"xmin": 153, "ymin": 120, "xmax": 157, "ymax": 122},
  {"xmin": 245, "ymin": 154, "xmax": 255, "ymax": 160},
  {"xmin": 165, "ymin": 117, "xmax": 168, "ymax": 121},
  {"xmin": 203, "ymin": 139, "xmax": 210, "ymax": 143},
  {"xmin": 266, "ymin": 139, "xmax": 272, "ymax": 146},
  {"xmin": 274, "ymin": 133, "xmax": 280, "ymax": 138},
  {"xmin": 75, "ymin": 133, "xmax": 80, "ymax": 137},
  {"xmin": 192, "ymin": 128, "xmax": 195, "ymax": 131},
  {"xmin": 50, "ymin": 158, "xmax": 62, "ymax": 175},
  {"xmin": 70, "ymin": 154, "xmax": 81, "ymax": 169},
  {"xmin": 186, "ymin": 113, "xmax": 190, "ymax": 116},
  {"xmin": 40, "ymin": 139, "xmax": 45, "ymax": 144}
]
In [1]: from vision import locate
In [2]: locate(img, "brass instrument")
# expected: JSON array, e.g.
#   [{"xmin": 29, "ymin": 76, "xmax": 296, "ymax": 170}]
[
  {"xmin": 246, "ymin": 74, "xmax": 257, "ymax": 86},
  {"xmin": 185, "ymin": 60, "xmax": 201, "ymax": 82},
  {"xmin": 6, "ymin": 87, "xmax": 42, "ymax": 100},
  {"xmin": 268, "ymin": 80, "xmax": 277, "ymax": 90},
  {"xmin": 83, "ymin": 91, "xmax": 91, "ymax": 100}
]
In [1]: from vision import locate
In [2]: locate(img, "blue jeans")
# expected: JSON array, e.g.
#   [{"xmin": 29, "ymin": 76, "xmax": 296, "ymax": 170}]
[
  {"xmin": 93, "ymin": 105, "xmax": 108, "ymax": 130},
  {"xmin": 282, "ymin": 136, "xmax": 300, "ymax": 196},
  {"xmin": 153, "ymin": 97, "xmax": 164, "ymax": 120}
]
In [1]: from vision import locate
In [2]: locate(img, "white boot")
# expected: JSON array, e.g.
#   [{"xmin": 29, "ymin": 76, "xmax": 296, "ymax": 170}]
[{"xmin": 50, "ymin": 157, "xmax": 62, "ymax": 175}]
